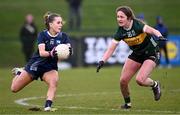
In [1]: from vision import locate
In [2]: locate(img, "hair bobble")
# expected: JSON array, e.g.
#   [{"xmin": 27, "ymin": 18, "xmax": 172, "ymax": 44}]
[{"xmin": 47, "ymin": 14, "xmax": 50, "ymax": 19}]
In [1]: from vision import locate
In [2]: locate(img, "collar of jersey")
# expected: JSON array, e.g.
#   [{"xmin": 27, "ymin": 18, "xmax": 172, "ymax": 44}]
[{"xmin": 47, "ymin": 31, "xmax": 59, "ymax": 37}]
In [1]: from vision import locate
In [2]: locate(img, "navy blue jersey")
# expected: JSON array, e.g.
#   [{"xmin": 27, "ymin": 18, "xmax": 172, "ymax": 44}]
[{"xmin": 25, "ymin": 30, "xmax": 71, "ymax": 80}]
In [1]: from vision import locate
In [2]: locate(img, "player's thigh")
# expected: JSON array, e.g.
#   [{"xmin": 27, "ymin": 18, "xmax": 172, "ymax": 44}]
[
  {"xmin": 136, "ymin": 59, "xmax": 156, "ymax": 80},
  {"xmin": 12, "ymin": 70, "xmax": 33, "ymax": 89},
  {"xmin": 42, "ymin": 70, "xmax": 59, "ymax": 86},
  {"xmin": 121, "ymin": 58, "xmax": 141, "ymax": 81}
]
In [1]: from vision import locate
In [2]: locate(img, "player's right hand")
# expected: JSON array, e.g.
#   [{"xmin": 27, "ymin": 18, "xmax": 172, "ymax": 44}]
[
  {"xmin": 50, "ymin": 47, "xmax": 57, "ymax": 58},
  {"xmin": 96, "ymin": 61, "xmax": 104, "ymax": 73}
]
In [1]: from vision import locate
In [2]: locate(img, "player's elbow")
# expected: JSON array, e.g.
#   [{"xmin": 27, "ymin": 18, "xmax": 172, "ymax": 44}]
[
  {"xmin": 39, "ymin": 51, "xmax": 48, "ymax": 57},
  {"xmin": 39, "ymin": 53, "xmax": 44, "ymax": 57}
]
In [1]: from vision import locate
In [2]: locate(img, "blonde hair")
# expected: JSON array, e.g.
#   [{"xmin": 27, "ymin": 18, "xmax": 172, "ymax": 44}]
[{"xmin": 43, "ymin": 11, "xmax": 64, "ymax": 30}]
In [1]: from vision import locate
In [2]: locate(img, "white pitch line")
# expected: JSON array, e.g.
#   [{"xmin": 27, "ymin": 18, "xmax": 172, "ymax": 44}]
[
  {"xmin": 15, "ymin": 92, "xmax": 119, "ymax": 107},
  {"xmin": 15, "ymin": 92, "xmax": 180, "ymax": 114},
  {"xmin": 170, "ymin": 89, "xmax": 180, "ymax": 92}
]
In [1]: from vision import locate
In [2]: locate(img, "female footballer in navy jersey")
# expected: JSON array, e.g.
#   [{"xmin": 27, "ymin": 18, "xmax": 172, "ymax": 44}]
[
  {"xmin": 11, "ymin": 12, "xmax": 72, "ymax": 111},
  {"xmin": 97, "ymin": 6, "xmax": 167, "ymax": 109}
]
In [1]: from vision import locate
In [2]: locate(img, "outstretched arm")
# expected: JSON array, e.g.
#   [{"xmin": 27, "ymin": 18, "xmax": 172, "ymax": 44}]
[
  {"xmin": 101, "ymin": 39, "xmax": 119, "ymax": 62},
  {"xmin": 143, "ymin": 25, "xmax": 162, "ymax": 37},
  {"xmin": 143, "ymin": 25, "xmax": 167, "ymax": 40},
  {"xmin": 96, "ymin": 40, "xmax": 118, "ymax": 72}
]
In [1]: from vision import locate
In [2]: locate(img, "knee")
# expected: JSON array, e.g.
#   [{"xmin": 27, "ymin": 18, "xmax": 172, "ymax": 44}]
[
  {"xmin": 136, "ymin": 77, "xmax": 144, "ymax": 86},
  {"xmin": 49, "ymin": 80, "xmax": 58, "ymax": 88},
  {"xmin": 49, "ymin": 84, "xmax": 57, "ymax": 89},
  {"xmin": 11, "ymin": 85, "xmax": 19, "ymax": 93},
  {"xmin": 120, "ymin": 77, "xmax": 128, "ymax": 86}
]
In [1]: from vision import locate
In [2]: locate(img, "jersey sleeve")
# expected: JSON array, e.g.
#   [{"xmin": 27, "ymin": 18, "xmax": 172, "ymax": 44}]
[
  {"xmin": 113, "ymin": 27, "xmax": 122, "ymax": 42},
  {"xmin": 62, "ymin": 32, "xmax": 71, "ymax": 44},
  {"xmin": 37, "ymin": 32, "xmax": 45, "ymax": 44},
  {"xmin": 136, "ymin": 19, "xmax": 145, "ymax": 32}
]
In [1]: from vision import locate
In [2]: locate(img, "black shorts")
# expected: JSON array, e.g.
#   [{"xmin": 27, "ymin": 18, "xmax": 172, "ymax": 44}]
[
  {"xmin": 128, "ymin": 48, "xmax": 160, "ymax": 65},
  {"xmin": 24, "ymin": 60, "xmax": 58, "ymax": 81}
]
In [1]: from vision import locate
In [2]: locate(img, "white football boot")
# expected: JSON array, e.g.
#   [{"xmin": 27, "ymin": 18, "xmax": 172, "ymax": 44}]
[
  {"xmin": 12, "ymin": 67, "xmax": 24, "ymax": 76},
  {"xmin": 44, "ymin": 107, "xmax": 57, "ymax": 112}
]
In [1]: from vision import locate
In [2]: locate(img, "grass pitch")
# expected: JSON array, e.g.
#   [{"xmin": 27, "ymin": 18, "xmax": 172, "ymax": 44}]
[{"xmin": 0, "ymin": 66, "xmax": 180, "ymax": 114}]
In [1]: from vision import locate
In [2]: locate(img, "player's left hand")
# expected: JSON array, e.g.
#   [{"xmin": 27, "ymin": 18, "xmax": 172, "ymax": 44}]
[
  {"xmin": 69, "ymin": 47, "xmax": 73, "ymax": 56},
  {"xmin": 96, "ymin": 61, "xmax": 104, "ymax": 73}
]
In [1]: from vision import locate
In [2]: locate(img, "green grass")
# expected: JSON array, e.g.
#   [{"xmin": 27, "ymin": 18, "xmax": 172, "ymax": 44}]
[
  {"xmin": 0, "ymin": 0, "xmax": 180, "ymax": 40},
  {"xmin": 1, "ymin": 0, "xmax": 180, "ymax": 67},
  {"xmin": 0, "ymin": 41, "xmax": 25, "ymax": 67},
  {"xmin": 0, "ymin": 66, "xmax": 180, "ymax": 114}
]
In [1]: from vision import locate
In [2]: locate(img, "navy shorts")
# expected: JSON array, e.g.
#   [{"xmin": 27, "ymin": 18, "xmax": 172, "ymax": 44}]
[{"xmin": 24, "ymin": 60, "xmax": 58, "ymax": 81}]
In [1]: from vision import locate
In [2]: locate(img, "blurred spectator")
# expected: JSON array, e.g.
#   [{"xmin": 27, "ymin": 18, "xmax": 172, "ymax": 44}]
[
  {"xmin": 66, "ymin": 0, "xmax": 82, "ymax": 30},
  {"xmin": 154, "ymin": 16, "xmax": 171, "ymax": 68},
  {"xmin": 136, "ymin": 13, "xmax": 147, "ymax": 24},
  {"xmin": 20, "ymin": 14, "xmax": 38, "ymax": 62}
]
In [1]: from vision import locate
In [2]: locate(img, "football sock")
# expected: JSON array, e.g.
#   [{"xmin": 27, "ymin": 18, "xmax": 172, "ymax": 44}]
[
  {"xmin": 124, "ymin": 96, "xmax": 131, "ymax": 104},
  {"xmin": 152, "ymin": 81, "xmax": 158, "ymax": 88},
  {"xmin": 45, "ymin": 100, "xmax": 53, "ymax": 108}
]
